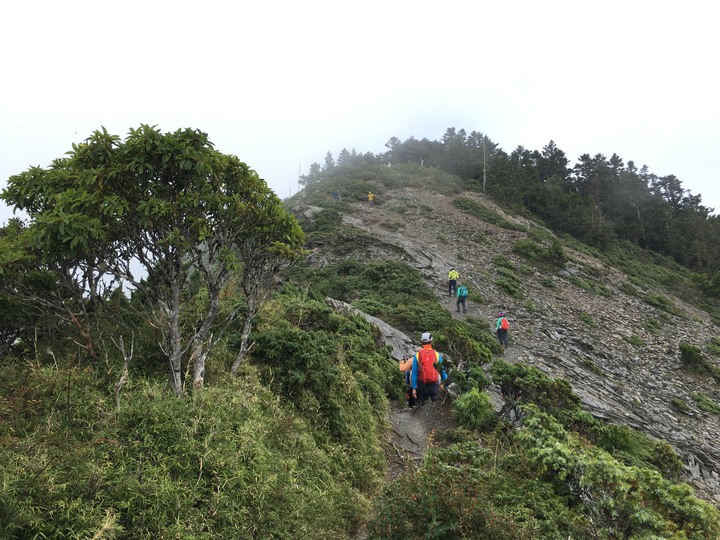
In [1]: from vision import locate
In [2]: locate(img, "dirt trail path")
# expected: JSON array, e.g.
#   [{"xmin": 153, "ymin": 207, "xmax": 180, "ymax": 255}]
[{"xmin": 385, "ymin": 397, "xmax": 457, "ymax": 482}]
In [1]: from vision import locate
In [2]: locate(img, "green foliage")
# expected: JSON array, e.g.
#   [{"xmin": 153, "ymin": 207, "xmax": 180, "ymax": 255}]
[
  {"xmin": 623, "ymin": 335, "xmax": 645, "ymax": 347},
  {"xmin": 645, "ymin": 292, "xmax": 684, "ymax": 316},
  {"xmin": 579, "ymin": 358, "xmax": 603, "ymax": 376},
  {"xmin": 490, "ymin": 360, "xmax": 581, "ymax": 414},
  {"xmin": 569, "ymin": 275, "xmax": 592, "ymax": 291},
  {"xmin": 518, "ymin": 264, "xmax": 534, "ymax": 276},
  {"xmin": 617, "ymin": 280, "xmax": 640, "ymax": 297},
  {"xmin": 679, "ymin": 341, "xmax": 704, "ymax": 369},
  {"xmin": 0, "ymin": 281, "xmax": 401, "ymax": 538},
  {"xmin": 671, "ymin": 396, "xmax": 692, "ymax": 413},
  {"xmin": 512, "ymin": 238, "xmax": 544, "ymax": 260},
  {"xmin": 493, "ymin": 254, "xmax": 516, "ymax": 270},
  {"xmin": 368, "ymin": 442, "xmax": 557, "ymax": 539},
  {"xmin": 692, "ymin": 392, "xmax": 720, "ymax": 414},
  {"xmin": 517, "ymin": 411, "xmax": 720, "ymax": 538},
  {"xmin": 452, "ymin": 197, "xmax": 527, "ymax": 231},
  {"xmin": 705, "ymin": 362, "xmax": 720, "ymax": 384},
  {"xmin": 644, "ymin": 316, "xmax": 663, "ymax": 333},
  {"xmin": 707, "ymin": 337, "xmax": 720, "ymax": 356},
  {"xmin": 579, "ymin": 311, "xmax": 597, "ymax": 327},
  {"xmin": 540, "ymin": 276, "xmax": 556, "ymax": 288},
  {"xmin": 439, "ymin": 320, "xmax": 494, "ymax": 367},
  {"xmin": 1, "ymin": 125, "xmax": 305, "ymax": 395},
  {"xmin": 371, "ymin": 357, "xmax": 700, "ymax": 539},
  {"xmin": 512, "ymin": 238, "xmax": 568, "ymax": 269},
  {"xmin": 452, "ymin": 388, "xmax": 497, "ymax": 431},
  {"xmin": 290, "ymin": 258, "xmax": 450, "ymax": 335},
  {"xmin": 495, "ymin": 266, "xmax": 523, "ymax": 298},
  {"xmin": 250, "ymin": 289, "xmax": 394, "ymax": 450},
  {"xmin": 302, "ymin": 207, "xmax": 343, "ymax": 233},
  {"xmin": 0, "ymin": 365, "xmax": 375, "ymax": 539},
  {"xmin": 566, "ymin": 273, "xmax": 611, "ymax": 297}
]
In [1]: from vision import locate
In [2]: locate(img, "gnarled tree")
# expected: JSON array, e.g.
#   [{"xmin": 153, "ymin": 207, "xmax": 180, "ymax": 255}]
[{"xmin": 2, "ymin": 125, "xmax": 304, "ymax": 395}]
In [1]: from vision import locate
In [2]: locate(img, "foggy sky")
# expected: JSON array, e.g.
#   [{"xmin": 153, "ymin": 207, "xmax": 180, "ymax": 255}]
[{"xmin": 2, "ymin": 0, "xmax": 718, "ymax": 224}]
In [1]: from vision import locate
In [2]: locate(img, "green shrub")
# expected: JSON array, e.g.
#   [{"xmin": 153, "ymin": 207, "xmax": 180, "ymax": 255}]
[
  {"xmin": 579, "ymin": 311, "xmax": 597, "ymax": 327},
  {"xmin": 644, "ymin": 317, "xmax": 663, "ymax": 333},
  {"xmin": 519, "ymin": 264, "xmax": 534, "ymax": 275},
  {"xmin": 493, "ymin": 255, "xmax": 516, "ymax": 270},
  {"xmin": 0, "ymin": 372, "xmax": 375, "ymax": 539},
  {"xmin": 495, "ymin": 267, "xmax": 523, "ymax": 298},
  {"xmin": 645, "ymin": 293, "xmax": 683, "ymax": 316},
  {"xmin": 679, "ymin": 342, "xmax": 704, "ymax": 369},
  {"xmin": 453, "ymin": 197, "xmax": 526, "ymax": 231},
  {"xmin": 617, "ymin": 281, "xmax": 640, "ymax": 297},
  {"xmin": 496, "ymin": 277, "xmax": 522, "ymax": 298},
  {"xmin": 671, "ymin": 396, "xmax": 691, "ymax": 412},
  {"xmin": 546, "ymin": 240, "xmax": 569, "ymax": 267},
  {"xmin": 702, "ymin": 361, "xmax": 720, "ymax": 384},
  {"xmin": 304, "ymin": 207, "xmax": 343, "ymax": 233},
  {"xmin": 512, "ymin": 238, "xmax": 544, "ymax": 259},
  {"xmin": 579, "ymin": 358, "xmax": 603, "ymax": 376},
  {"xmin": 692, "ymin": 392, "xmax": 720, "ymax": 414},
  {"xmin": 368, "ymin": 442, "xmax": 556, "ymax": 539},
  {"xmin": 569, "ymin": 275, "xmax": 592, "ymax": 291},
  {"xmin": 541, "ymin": 276, "xmax": 556, "ymax": 288},
  {"xmin": 440, "ymin": 321, "xmax": 493, "ymax": 367},
  {"xmin": 512, "ymin": 238, "xmax": 567, "ymax": 269},
  {"xmin": 623, "ymin": 335, "xmax": 644, "ymax": 348},
  {"xmin": 452, "ymin": 389, "xmax": 497, "ymax": 431},
  {"xmin": 708, "ymin": 337, "xmax": 720, "ymax": 356},
  {"xmin": 490, "ymin": 360, "xmax": 581, "ymax": 414},
  {"xmin": 451, "ymin": 365, "xmax": 490, "ymax": 393},
  {"xmin": 516, "ymin": 412, "xmax": 719, "ymax": 537}
]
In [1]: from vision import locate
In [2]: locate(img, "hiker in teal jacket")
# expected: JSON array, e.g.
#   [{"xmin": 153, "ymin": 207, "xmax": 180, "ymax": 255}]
[{"xmin": 456, "ymin": 283, "xmax": 468, "ymax": 314}]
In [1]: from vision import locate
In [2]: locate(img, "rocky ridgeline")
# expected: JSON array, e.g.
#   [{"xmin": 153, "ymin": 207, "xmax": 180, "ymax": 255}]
[{"xmin": 293, "ymin": 187, "xmax": 720, "ymax": 504}]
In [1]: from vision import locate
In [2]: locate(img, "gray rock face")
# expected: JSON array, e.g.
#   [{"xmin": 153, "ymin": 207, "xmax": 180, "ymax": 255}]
[{"xmin": 296, "ymin": 187, "xmax": 720, "ymax": 505}]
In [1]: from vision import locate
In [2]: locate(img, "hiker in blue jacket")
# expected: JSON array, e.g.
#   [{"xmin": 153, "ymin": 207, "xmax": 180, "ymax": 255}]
[{"xmin": 411, "ymin": 332, "xmax": 448, "ymax": 404}]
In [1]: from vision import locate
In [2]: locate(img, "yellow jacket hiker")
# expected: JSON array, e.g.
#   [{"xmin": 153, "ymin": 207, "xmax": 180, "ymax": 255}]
[{"xmin": 448, "ymin": 267, "xmax": 459, "ymax": 297}]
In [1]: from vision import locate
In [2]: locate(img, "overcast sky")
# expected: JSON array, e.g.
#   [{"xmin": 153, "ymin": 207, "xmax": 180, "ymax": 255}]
[{"xmin": 2, "ymin": 0, "xmax": 718, "ymax": 225}]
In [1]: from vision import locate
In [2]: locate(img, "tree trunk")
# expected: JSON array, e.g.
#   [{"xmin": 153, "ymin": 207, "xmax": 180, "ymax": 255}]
[
  {"xmin": 168, "ymin": 279, "xmax": 184, "ymax": 397},
  {"xmin": 192, "ymin": 292, "xmax": 221, "ymax": 390},
  {"xmin": 230, "ymin": 296, "xmax": 257, "ymax": 376}
]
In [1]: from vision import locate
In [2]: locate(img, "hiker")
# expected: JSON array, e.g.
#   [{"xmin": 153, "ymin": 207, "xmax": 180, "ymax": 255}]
[
  {"xmin": 399, "ymin": 355, "xmax": 416, "ymax": 408},
  {"xmin": 367, "ymin": 191, "xmax": 375, "ymax": 206},
  {"xmin": 456, "ymin": 283, "xmax": 468, "ymax": 314},
  {"xmin": 448, "ymin": 267, "xmax": 459, "ymax": 297},
  {"xmin": 332, "ymin": 189, "xmax": 341, "ymax": 201},
  {"xmin": 495, "ymin": 312, "xmax": 509, "ymax": 349},
  {"xmin": 410, "ymin": 332, "xmax": 448, "ymax": 405}
]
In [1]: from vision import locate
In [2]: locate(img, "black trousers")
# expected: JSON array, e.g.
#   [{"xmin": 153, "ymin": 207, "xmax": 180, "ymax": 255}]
[{"xmin": 418, "ymin": 381, "xmax": 441, "ymax": 403}]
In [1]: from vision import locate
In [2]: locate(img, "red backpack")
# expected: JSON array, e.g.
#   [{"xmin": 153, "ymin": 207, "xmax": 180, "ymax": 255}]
[
  {"xmin": 500, "ymin": 317, "xmax": 509, "ymax": 331},
  {"xmin": 417, "ymin": 348, "xmax": 440, "ymax": 384}
]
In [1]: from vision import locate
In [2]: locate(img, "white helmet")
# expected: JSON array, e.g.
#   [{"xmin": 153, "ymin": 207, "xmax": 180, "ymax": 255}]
[{"xmin": 421, "ymin": 332, "xmax": 432, "ymax": 343}]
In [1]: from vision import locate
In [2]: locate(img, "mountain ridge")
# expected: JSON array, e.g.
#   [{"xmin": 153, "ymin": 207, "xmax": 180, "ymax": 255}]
[{"xmin": 290, "ymin": 180, "xmax": 720, "ymax": 505}]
